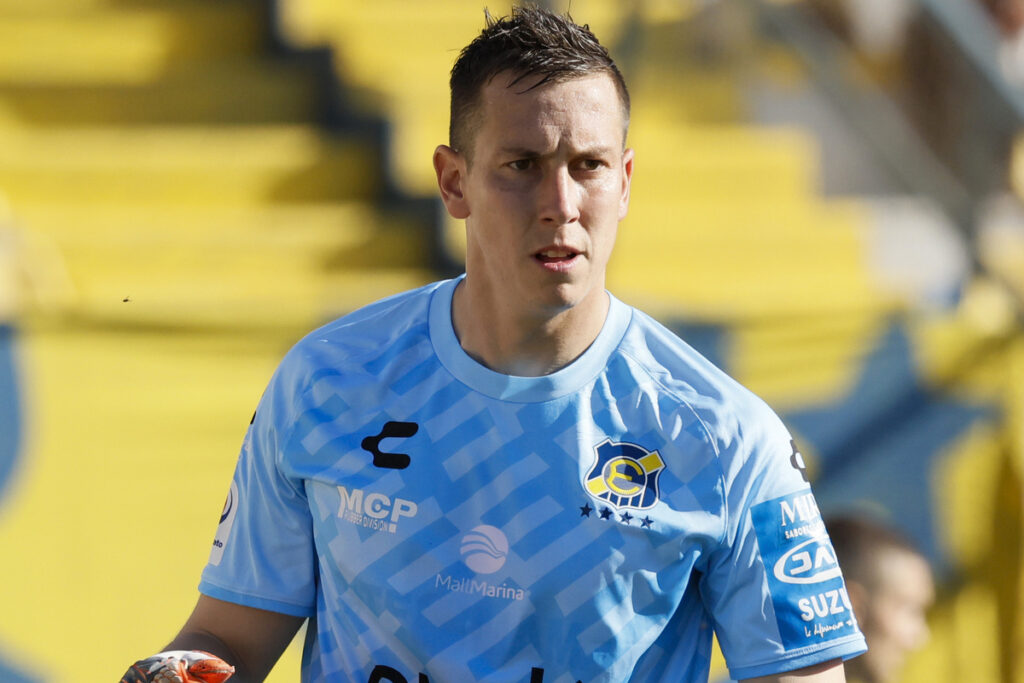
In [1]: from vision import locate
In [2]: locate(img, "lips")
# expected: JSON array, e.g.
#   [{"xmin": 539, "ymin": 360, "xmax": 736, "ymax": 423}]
[
  {"xmin": 534, "ymin": 246, "xmax": 581, "ymax": 273},
  {"xmin": 535, "ymin": 247, "xmax": 579, "ymax": 263}
]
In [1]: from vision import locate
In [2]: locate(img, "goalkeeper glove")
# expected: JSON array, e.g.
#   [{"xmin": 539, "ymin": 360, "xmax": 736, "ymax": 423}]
[{"xmin": 119, "ymin": 650, "xmax": 234, "ymax": 683}]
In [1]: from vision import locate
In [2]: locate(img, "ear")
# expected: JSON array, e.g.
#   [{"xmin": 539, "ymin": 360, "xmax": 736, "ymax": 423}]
[
  {"xmin": 434, "ymin": 144, "xmax": 470, "ymax": 220},
  {"xmin": 618, "ymin": 147, "xmax": 634, "ymax": 221}
]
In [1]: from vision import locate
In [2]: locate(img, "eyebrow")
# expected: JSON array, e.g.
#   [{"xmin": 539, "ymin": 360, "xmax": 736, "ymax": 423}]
[
  {"xmin": 497, "ymin": 145, "xmax": 618, "ymax": 158},
  {"xmin": 577, "ymin": 146, "xmax": 618, "ymax": 158},
  {"xmin": 498, "ymin": 146, "xmax": 542, "ymax": 158}
]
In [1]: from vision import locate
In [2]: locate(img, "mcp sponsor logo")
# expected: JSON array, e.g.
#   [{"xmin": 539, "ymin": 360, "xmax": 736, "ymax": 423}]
[{"xmin": 337, "ymin": 486, "xmax": 418, "ymax": 533}]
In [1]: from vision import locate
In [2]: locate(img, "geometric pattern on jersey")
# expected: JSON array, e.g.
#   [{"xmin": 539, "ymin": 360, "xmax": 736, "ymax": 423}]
[{"xmin": 200, "ymin": 276, "xmax": 866, "ymax": 682}]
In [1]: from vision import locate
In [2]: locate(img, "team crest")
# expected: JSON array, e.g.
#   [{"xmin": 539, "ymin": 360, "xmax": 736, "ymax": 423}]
[{"xmin": 585, "ymin": 439, "xmax": 665, "ymax": 510}]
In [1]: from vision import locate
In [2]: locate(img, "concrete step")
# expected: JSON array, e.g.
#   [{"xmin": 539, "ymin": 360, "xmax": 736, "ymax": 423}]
[
  {"xmin": 0, "ymin": 125, "xmax": 378, "ymax": 204},
  {"xmin": 0, "ymin": 58, "xmax": 327, "ymax": 125},
  {"xmin": 0, "ymin": 3, "xmax": 267, "ymax": 84},
  {"xmin": 18, "ymin": 201, "xmax": 385, "ymax": 241},
  {"xmin": 17, "ymin": 202, "xmax": 429, "ymax": 265},
  {"xmin": 13, "ymin": 202, "xmax": 434, "ymax": 328},
  {"xmin": 621, "ymin": 197, "xmax": 866, "ymax": 243},
  {"xmin": 629, "ymin": 124, "xmax": 818, "ymax": 192},
  {"xmin": 608, "ymin": 264, "xmax": 887, "ymax": 320}
]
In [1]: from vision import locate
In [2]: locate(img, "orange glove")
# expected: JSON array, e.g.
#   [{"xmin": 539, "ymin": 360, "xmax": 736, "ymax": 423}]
[{"xmin": 119, "ymin": 650, "xmax": 234, "ymax": 683}]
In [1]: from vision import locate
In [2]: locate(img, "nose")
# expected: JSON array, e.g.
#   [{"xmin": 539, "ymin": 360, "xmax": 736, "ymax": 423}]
[{"xmin": 538, "ymin": 166, "xmax": 580, "ymax": 225}]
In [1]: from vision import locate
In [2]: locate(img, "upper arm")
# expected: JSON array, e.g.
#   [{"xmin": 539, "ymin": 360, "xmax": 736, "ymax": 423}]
[
  {"xmin": 741, "ymin": 658, "xmax": 846, "ymax": 683},
  {"xmin": 167, "ymin": 594, "xmax": 305, "ymax": 682},
  {"xmin": 702, "ymin": 399, "xmax": 866, "ymax": 677}
]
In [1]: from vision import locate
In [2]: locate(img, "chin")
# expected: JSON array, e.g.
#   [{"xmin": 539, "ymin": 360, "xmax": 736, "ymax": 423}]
[{"xmin": 537, "ymin": 284, "xmax": 588, "ymax": 313}]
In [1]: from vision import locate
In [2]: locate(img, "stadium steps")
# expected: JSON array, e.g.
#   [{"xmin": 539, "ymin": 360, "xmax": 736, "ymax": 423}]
[
  {"xmin": 278, "ymin": 1, "xmax": 514, "ymax": 195},
  {"xmin": 626, "ymin": 124, "xmax": 820, "ymax": 202},
  {"xmin": 0, "ymin": 2, "xmax": 335, "ymax": 126},
  {"xmin": 0, "ymin": 0, "xmax": 436, "ymax": 330},
  {"xmin": 0, "ymin": 60, "xmax": 332, "ymax": 126},
  {"xmin": 13, "ymin": 202, "xmax": 431, "ymax": 329},
  {"xmin": 0, "ymin": 2, "xmax": 436, "ymax": 680},
  {"xmin": 0, "ymin": 126, "xmax": 377, "ymax": 205},
  {"xmin": 0, "ymin": 4, "xmax": 267, "ymax": 82},
  {"xmin": 608, "ymin": 7, "xmax": 896, "ymax": 322}
]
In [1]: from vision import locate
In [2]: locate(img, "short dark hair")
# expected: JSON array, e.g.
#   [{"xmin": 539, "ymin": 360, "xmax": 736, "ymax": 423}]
[
  {"xmin": 448, "ymin": 5, "xmax": 630, "ymax": 158},
  {"xmin": 825, "ymin": 514, "xmax": 925, "ymax": 589}
]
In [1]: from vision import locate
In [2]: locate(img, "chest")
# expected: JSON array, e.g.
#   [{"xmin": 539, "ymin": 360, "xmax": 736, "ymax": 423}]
[{"xmin": 286, "ymin": 367, "xmax": 724, "ymax": 601}]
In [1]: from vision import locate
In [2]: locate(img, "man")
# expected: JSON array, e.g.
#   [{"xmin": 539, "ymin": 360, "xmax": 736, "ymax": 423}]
[
  {"xmin": 824, "ymin": 516, "xmax": 934, "ymax": 683},
  {"xmin": 121, "ymin": 7, "xmax": 867, "ymax": 682}
]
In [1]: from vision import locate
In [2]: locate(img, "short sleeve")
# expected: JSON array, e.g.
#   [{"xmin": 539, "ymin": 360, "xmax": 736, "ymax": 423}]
[
  {"xmin": 198, "ymin": 354, "xmax": 317, "ymax": 618},
  {"xmin": 700, "ymin": 399, "xmax": 866, "ymax": 680}
]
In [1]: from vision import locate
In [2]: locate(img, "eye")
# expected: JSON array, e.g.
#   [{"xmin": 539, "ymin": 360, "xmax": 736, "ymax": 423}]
[
  {"xmin": 577, "ymin": 158, "xmax": 605, "ymax": 171},
  {"xmin": 507, "ymin": 159, "xmax": 534, "ymax": 171}
]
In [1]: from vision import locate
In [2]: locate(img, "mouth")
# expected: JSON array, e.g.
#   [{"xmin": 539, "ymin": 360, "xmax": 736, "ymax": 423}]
[{"xmin": 534, "ymin": 247, "xmax": 580, "ymax": 265}]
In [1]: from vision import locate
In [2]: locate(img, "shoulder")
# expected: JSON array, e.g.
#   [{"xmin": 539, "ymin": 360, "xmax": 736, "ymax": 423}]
[
  {"xmin": 267, "ymin": 279, "xmax": 448, "ymax": 404},
  {"xmin": 615, "ymin": 307, "xmax": 784, "ymax": 445},
  {"xmin": 293, "ymin": 279, "xmax": 442, "ymax": 357},
  {"xmin": 613, "ymin": 306, "xmax": 796, "ymax": 501}
]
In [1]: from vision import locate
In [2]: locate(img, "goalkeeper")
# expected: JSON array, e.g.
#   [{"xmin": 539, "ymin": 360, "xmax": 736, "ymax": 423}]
[{"xmin": 122, "ymin": 6, "xmax": 866, "ymax": 682}]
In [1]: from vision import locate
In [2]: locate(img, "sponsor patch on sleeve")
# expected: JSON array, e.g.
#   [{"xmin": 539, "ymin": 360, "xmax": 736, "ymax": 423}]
[{"xmin": 750, "ymin": 490, "xmax": 859, "ymax": 649}]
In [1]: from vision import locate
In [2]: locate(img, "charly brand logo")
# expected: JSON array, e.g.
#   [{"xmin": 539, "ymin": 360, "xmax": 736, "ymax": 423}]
[
  {"xmin": 460, "ymin": 525, "xmax": 508, "ymax": 574},
  {"xmin": 361, "ymin": 421, "xmax": 419, "ymax": 470},
  {"xmin": 584, "ymin": 439, "xmax": 665, "ymax": 510},
  {"xmin": 789, "ymin": 439, "xmax": 809, "ymax": 482}
]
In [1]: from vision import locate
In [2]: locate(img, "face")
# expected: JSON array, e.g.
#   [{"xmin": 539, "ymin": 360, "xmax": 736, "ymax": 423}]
[
  {"xmin": 437, "ymin": 71, "xmax": 633, "ymax": 320},
  {"xmin": 856, "ymin": 550, "xmax": 935, "ymax": 683}
]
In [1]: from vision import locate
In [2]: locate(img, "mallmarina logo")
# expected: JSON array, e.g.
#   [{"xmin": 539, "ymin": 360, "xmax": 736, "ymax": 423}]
[
  {"xmin": 432, "ymin": 525, "xmax": 526, "ymax": 601},
  {"xmin": 460, "ymin": 525, "xmax": 508, "ymax": 574},
  {"xmin": 435, "ymin": 574, "xmax": 526, "ymax": 601}
]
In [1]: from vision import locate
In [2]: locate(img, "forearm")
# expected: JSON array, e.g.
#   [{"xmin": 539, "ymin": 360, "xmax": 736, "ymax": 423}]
[{"xmin": 163, "ymin": 595, "xmax": 304, "ymax": 683}]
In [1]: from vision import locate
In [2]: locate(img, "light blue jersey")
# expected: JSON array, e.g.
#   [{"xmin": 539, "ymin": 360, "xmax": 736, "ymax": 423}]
[{"xmin": 200, "ymin": 277, "xmax": 866, "ymax": 682}]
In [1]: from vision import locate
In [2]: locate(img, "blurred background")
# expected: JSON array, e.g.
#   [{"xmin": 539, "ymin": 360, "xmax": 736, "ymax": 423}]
[{"xmin": 0, "ymin": 0, "xmax": 1021, "ymax": 681}]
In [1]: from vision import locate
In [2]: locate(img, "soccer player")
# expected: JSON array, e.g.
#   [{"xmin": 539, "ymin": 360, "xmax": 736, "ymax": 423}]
[
  {"xmin": 824, "ymin": 516, "xmax": 934, "ymax": 683},
  {"xmin": 121, "ymin": 7, "xmax": 867, "ymax": 682}
]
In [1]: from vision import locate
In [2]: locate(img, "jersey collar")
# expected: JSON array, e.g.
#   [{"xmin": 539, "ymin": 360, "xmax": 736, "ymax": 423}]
[{"xmin": 428, "ymin": 275, "xmax": 631, "ymax": 402}]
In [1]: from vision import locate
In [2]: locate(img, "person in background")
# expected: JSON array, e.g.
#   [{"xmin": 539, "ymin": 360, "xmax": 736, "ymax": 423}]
[{"xmin": 824, "ymin": 515, "xmax": 935, "ymax": 683}]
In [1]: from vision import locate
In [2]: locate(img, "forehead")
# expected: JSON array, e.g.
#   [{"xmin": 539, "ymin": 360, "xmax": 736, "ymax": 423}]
[
  {"xmin": 875, "ymin": 550, "xmax": 934, "ymax": 598},
  {"xmin": 474, "ymin": 71, "xmax": 626, "ymax": 150}
]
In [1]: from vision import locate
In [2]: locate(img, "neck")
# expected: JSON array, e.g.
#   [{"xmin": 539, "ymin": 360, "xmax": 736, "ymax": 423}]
[{"xmin": 451, "ymin": 277, "xmax": 609, "ymax": 376}]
